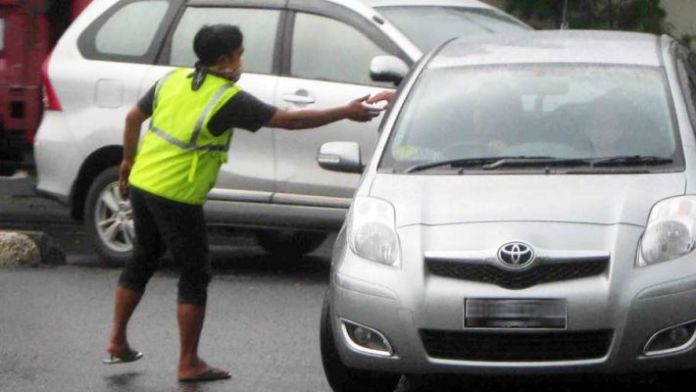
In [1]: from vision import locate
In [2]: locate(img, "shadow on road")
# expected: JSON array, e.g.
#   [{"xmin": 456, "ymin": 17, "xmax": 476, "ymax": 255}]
[{"xmin": 103, "ymin": 372, "xmax": 144, "ymax": 391}]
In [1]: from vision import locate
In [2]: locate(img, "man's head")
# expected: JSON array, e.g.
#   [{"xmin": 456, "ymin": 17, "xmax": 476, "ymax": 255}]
[{"xmin": 193, "ymin": 24, "xmax": 244, "ymax": 80}]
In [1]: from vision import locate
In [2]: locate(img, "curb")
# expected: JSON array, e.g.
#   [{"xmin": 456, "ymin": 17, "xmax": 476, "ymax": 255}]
[{"xmin": 0, "ymin": 230, "xmax": 66, "ymax": 266}]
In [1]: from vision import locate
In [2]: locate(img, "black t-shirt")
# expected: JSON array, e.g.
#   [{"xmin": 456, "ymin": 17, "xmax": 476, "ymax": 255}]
[{"xmin": 137, "ymin": 84, "xmax": 277, "ymax": 136}]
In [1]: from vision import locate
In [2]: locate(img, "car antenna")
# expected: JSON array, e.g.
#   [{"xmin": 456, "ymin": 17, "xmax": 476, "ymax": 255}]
[{"xmin": 560, "ymin": 0, "xmax": 570, "ymax": 29}]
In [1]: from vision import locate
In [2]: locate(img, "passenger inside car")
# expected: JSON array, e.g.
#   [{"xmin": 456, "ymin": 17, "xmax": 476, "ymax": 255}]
[{"xmin": 584, "ymin": 94, "xmax": 670, "ymax": 157}]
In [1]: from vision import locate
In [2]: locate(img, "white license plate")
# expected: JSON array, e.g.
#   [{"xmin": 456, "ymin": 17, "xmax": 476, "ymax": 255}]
[{"xmin": 465, "ymin": 299, "xmax": 567, "ymax": 329}]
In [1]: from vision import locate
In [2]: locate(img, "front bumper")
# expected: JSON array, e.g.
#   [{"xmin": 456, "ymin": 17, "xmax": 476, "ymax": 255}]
[{"xmin": 329, "ymin": 222, "xmax": 696, "ymax": 375}]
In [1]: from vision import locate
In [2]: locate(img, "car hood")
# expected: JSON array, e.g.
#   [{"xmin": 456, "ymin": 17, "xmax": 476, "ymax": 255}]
[{"xmin": 368, "ymin": 173, "xmax": 686, "ymax": 227}]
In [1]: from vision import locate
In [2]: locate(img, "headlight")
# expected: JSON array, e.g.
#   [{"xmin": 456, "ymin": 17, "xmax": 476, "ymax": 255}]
[
  {"xmin": 639, "ymin": 196, "xmax": 696, "ymax": 266},
  {"xmin": 348, "ymin": 197, "xmax": 401, "ymax": 266}
]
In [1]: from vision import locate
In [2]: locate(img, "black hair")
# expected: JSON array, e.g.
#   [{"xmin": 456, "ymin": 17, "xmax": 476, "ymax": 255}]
[{"xmin": 193, "ymin": 24, "xmax": 244, "ymax": 66}]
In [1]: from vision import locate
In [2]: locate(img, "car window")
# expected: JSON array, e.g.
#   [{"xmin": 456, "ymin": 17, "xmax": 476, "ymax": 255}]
[
  {"xmin": 95, "ymin": 0, "xmax": 169, "ymax": 56},
  {"xmin": 381, "ymin": 64, "xmax": 679, "ymax": 172},
  {"xmin": 377, "ymin": 6, "xmax": 529, "ymax": 52},
  {"xmin": 170, "ymin": 8, "xmax": 280, "ymax": 74},
  {"xmin": 0, "ymin": 18, "xmax": 4, "ymax": 54},
  {"xmin": 291, "ymin": 12, "xmax": 391, "ymax": 86}
]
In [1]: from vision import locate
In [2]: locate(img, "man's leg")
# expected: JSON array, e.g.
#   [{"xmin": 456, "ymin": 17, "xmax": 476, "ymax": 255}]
[
  {"xmin": 107, "ymin": 188, "xmax": 164, "ymax": 358},
  {"xmin": 148, "ymin": 195, "xmax": 228, "ymax": 380},
  {"xmin": 107, "ymin": 286, "xmax": 143, "ymax": 355},
  {"xmin": 177, "ymin": 303, "xmax": 207, "ymax": 375}
]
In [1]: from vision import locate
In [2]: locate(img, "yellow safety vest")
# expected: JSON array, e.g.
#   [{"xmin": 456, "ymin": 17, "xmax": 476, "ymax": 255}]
[{"xmin": 129, "ymin": 68, "xmax": 241, "ymax": 205}]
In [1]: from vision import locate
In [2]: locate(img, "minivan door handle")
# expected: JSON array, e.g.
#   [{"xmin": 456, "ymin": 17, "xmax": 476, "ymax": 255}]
[{"xmin": 282, "ymin": 89, "xmax": 316, "ymax": 105}]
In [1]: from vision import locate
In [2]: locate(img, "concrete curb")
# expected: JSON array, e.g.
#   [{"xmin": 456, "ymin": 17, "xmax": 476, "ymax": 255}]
[{"xmin": 0, "ymin": 230, "xmax": 66, "ymax": 267}]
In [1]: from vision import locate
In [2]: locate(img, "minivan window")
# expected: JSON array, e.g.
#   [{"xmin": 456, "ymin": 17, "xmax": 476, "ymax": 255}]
[
  {"xmin": 95, "ymin": 0, "xmax": 169, "ymax": 56},
  {"xmin": 291, "ymin": 13, "xmax": 391, "ymax": 86},
  {"xmin": 170, "ymin": 8, "xmax": 280, "ymax": 74},
  {"xmin": 377, "ymin": 6, "xmax": 529, "ymax": 52},
  {"xmin": 381, "ymin": 64, "xmax": 679, "ymax": 173}
]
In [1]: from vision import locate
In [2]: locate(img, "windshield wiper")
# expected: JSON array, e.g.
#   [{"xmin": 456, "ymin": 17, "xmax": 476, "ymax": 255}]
[
  {"xmin": 403, "ymin": 155, "xmax": 674, "ymax": 174},
  {"xmin": 482, "ymin": 157, "xmax": 592, "ymax": 170},
  {"xmin": 404, "ymin": 156, "xmax": 573, "ymax": 173},
  {"xmin": 591, "ymin": 155, "xmax": 673, "ymax": 167}
]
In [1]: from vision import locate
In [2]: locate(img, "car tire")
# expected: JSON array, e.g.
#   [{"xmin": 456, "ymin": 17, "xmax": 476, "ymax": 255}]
[
  {"xmin": 255, "ymin": 230, "xmax": 326, "ymax": 259},
  {"xmin": 84, "ymin": 167, "xmax": 134, "ymax": 265},
  {"xmin": 320, "ymin": 291, "xmax": 401, "ymax": 392}
]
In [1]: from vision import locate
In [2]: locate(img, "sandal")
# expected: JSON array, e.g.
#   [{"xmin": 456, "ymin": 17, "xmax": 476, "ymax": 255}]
[
  {"xmin": 103, "ymin": 347, "xmax": 144, "ymax": 365},
  {"xmin": 178, "ymin": 367, "xmax": 231, "ymax": 383}
]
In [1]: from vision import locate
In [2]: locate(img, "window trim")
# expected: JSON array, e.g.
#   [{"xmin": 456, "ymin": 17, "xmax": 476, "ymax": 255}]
[
  {"xmin": 157, "ymin": 5, "xmax": 286, "ymax": 76},
  {"xmin": 674, "ymin": 44, "xmax": 696, "ymax": 135},
  {"xmin": 77, "ymin": 0, "xmax": 185, "ymax": 64}
]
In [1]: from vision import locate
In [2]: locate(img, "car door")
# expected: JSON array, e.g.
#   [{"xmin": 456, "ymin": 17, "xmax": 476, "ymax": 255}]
[
  {"xmin": 140, "ymin": 1, "xmax": 285, "ymax": 211},
  {"xmin": 272, "ymin": 3, "xmax": 408, "ymax": 206}
]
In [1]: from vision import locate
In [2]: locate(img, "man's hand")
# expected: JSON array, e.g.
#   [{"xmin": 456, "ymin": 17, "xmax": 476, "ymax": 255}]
[
  {"xmin": 366, "ymin": 91, "xmax": 396, "ymax": 107},
  {"xmin": 118, "ymin": 160, "xmax": 133, "ymax": 197},
  {"xmin": 345, "ymin": 95, "xmax": 382, "ymax": 122}
]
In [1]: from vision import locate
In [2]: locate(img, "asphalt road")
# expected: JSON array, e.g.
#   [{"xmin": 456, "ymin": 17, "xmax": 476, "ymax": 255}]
[{"xmin": 0, "ymin": 174, "xmax": 689, "ymax": 392}]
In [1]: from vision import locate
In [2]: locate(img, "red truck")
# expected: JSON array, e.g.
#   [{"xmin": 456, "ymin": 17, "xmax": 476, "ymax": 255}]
[{"xmin": 0, "ymin": 0, "xmax": 89, "ymax": 172}]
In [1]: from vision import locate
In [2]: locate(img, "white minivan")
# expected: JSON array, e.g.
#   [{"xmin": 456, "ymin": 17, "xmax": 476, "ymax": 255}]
[{"xmin": 35, "ymin": 0, "xmax": 529, "ymax": 263}]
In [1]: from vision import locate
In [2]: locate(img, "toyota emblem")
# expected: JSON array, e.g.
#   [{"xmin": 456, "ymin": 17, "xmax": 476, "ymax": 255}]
[{"xmin": 497, "ymin": 242, "xmax": 535, "ymax": 269}]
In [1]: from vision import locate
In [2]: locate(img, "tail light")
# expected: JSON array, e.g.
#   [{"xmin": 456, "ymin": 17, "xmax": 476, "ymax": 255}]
[{"xmin": 41, "ymin": 52, "xmax": 62, "ymax": 111}]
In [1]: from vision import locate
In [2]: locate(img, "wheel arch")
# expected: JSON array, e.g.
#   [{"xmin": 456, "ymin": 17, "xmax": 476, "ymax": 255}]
[{"xmin": 70, "ymin": 145, "xmax": 122, "ymax": 220}]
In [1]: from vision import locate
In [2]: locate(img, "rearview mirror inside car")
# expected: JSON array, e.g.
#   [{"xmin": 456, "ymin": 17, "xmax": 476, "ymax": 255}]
[{"xmin": 370, "ymin": 55, "xmax": 409, "ymax": 86}]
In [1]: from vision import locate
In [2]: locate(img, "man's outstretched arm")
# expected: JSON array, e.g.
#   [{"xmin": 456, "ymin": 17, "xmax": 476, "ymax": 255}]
[{"xmin": 266, "ymin": 96, "xmax": 380, "ymax": 130}]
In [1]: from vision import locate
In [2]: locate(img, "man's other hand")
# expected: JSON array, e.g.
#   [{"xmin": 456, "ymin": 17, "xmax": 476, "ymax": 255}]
[
  {"xmin": 346, "ymin": 95, "xmax": 382, "ymax": 123},
  {"xmin": 118, "ymin": 160, "xmax": 133, "ymax": 197}
]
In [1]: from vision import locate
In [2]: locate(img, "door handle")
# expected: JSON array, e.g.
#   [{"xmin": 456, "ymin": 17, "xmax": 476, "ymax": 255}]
[{"xmin": 282, "ymin": 90, "xmax": 316, "ymax": 105}]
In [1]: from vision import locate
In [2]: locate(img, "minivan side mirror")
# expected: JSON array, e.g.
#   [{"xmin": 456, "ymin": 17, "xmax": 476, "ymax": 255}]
[
  {"xmin": 370, "ymin": 55, "xmax": 409, "ymax": 86},
  {"xmin": 317, "ymin": 142, "xmax": 363, "ymax": 174}
]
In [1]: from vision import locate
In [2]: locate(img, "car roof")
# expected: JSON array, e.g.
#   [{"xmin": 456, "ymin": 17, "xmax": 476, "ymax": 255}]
[
  {"xmin": 365, "ymin": 0, "xmax": 496, "ymax": 10},
  {"xmin": 429, "ymin": 30, "xmax": 667, "ymax": 69}
]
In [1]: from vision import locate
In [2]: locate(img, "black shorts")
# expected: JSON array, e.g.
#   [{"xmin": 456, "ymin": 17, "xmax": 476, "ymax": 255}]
[{"xmin": 118, "ymin": 186, "xmax": 211, "ymax": 306}]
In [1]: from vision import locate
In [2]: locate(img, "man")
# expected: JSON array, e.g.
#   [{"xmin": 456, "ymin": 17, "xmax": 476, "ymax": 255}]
[{"xmin": 104, "ymin": 24, "xmax": 380, "ymax": 383}]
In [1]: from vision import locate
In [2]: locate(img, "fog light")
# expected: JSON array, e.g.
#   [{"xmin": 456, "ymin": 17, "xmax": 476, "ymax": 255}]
[
  {"xmin": 644, "ymin": 322, "xmax": 696, "ymax": 356},
  {"xmin": 341, "ymin": 319, "xmax": 394, "ymax": 357}
]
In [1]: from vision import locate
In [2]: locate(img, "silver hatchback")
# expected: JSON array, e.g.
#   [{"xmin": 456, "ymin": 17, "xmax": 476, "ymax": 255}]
[{"xmin": 319, "ymin": 31, "xmax": 696, "ymax": 391}]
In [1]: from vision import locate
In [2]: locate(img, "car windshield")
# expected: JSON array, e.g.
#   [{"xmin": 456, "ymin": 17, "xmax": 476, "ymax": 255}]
[
  {"xmin": 377, "ymin": 6, "xmax": 529, "ymax": 52},
  {"xmin": 380, "ymin": 64, "xmax": 680, "ymax": 173}
]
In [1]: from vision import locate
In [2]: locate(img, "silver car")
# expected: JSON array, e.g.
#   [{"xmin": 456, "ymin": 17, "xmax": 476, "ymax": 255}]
[
  {"xmin": 319, "ymin": 31, "xmax": 696, "ymax": 391},
  {"xmin": 34, "ymin": 0, "xmax": 528, "ymax": 263}
]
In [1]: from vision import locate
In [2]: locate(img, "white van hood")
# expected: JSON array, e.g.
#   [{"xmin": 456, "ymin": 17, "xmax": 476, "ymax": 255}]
[{"xmin": 368, "ymin": 173, "xmax": 686, "ymax": 227}]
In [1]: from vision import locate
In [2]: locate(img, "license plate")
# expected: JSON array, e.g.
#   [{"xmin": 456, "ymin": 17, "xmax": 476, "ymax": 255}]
[{"xmin": 465, "ymin": 299, "xmax": 567, "ymax": 329}]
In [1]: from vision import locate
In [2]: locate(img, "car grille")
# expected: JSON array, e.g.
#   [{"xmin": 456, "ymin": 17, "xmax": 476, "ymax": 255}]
[
  {"xmin": 426, "ymin": 258, "xmax": 608, "ymax": 290},
  {"xmin": 420, "ymin": 329, "xmax": 613, "ymax": 362}
]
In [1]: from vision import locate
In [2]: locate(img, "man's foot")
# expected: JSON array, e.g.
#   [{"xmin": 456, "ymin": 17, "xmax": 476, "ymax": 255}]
[
  {"xmin": 178, "ymin": 359, "xmax": 231, "ymax": 383},
  {"xmin": 103, "ymin": 343, "xmax": 143, "ymax": 365}
]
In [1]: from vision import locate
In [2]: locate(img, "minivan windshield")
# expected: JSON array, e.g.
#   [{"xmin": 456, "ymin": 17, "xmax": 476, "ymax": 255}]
[
  {"xmin": 380, "ymin": 64, "xmax": 681, "ymax": 173},
  {"xmin": 377, "ymin": 6, "xmax": 529, "ymax": 52}
]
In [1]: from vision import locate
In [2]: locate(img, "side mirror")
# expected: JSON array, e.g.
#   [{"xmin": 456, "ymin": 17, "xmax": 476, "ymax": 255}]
[
  {"xmin": 370, "ymin": 55, "xmax": 409, "ymax": 86},
  {"xmin": 317, "ymin": 142, "xmax": 363, "ymax": 174}
]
